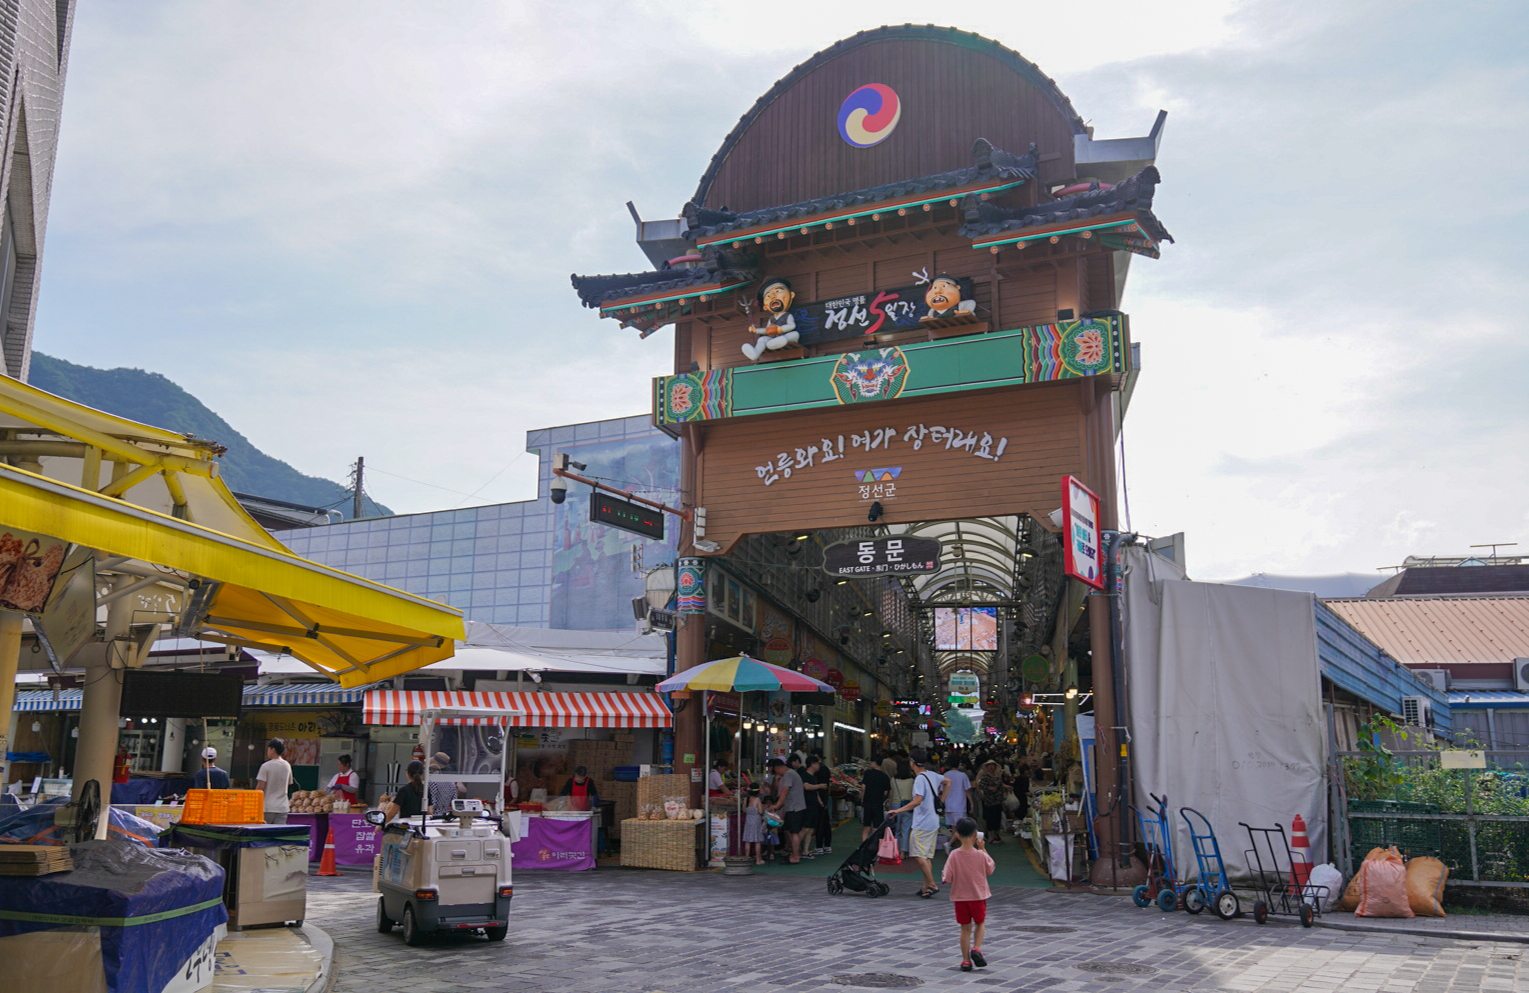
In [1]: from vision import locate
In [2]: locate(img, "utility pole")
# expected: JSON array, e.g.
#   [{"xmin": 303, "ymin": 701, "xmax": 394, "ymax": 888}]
[{"xmin": 350, "ymin": 457, "xmax": 365, "ymax": 520}]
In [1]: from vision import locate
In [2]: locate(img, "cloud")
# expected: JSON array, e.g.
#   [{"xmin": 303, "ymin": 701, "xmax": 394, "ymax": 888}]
[{"xmin": 33, "ymin": 1, "xmax": 1529, "ymax": 579}]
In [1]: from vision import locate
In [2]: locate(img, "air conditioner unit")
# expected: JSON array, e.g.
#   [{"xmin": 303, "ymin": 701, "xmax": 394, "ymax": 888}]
[
  {"xmin": 1416, "ymin": 669, "xmax": 1450, "ymax": 692},
  {"xmin": 1400, "ymin": 695, "xmax": 1431, "ymax": 728},
  {"xmin": 1515, "ymin": 658, "xmax": 1529, "ymax": 693}
]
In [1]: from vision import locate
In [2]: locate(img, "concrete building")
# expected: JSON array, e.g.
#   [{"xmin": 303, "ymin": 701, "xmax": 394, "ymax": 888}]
[{"xmin": 0, "ymin": 0, "xmax": 74, "ymax": 380}]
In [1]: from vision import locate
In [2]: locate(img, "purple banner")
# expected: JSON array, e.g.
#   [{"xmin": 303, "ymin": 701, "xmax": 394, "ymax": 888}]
[
  {"xmin": 512, "ymin": 816, "xmax": 595, "ymax": 871},
  {"xmin": 289, "ymin": 813, "xmax": 379, "ymax": 866}
]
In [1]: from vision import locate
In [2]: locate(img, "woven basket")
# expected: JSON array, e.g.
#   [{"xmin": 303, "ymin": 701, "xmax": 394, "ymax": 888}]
[
  {"xmin": 619, "ymin": 818, "xmax": 700, "ymax": 871},
  {"xmin": 637, "ymin": 773, "xmax": 691, "ymax": 808}
]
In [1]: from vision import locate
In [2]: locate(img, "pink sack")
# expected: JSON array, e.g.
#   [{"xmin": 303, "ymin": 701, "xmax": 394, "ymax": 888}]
[
  {"xmin": 1355, "ymin": 855, "xmax": 1414, "ymax": 918},
  {"xmin": 876, "ymin": 827, "xmax": 901, "ymax": 865}
]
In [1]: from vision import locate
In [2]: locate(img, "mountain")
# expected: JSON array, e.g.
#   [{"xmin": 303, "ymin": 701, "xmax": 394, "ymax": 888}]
[{"xmin": 27, "ymin": 352, "xmax": 390, "ymax": 519}]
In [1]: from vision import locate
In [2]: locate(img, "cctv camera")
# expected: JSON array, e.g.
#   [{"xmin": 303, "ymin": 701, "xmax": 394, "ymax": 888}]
[{"xmin": 550, "ymin": 477, "xmax": 567, "ymax": 504}]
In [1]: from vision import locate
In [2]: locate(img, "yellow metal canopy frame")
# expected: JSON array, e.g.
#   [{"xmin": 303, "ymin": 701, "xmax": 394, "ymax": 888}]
[{"xmin": 0, "ymin": 376, "xmax": 462, "ymax": 686}]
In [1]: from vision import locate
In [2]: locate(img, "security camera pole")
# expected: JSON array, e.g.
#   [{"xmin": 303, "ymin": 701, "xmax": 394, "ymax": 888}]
[{"xmin": 550, "ymin": 453, "xmax": 691, "ymax": 521}]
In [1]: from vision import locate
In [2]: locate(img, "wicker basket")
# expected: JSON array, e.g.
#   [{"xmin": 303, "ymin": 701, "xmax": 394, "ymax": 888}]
[
  {"xmin": 636, "ymin": 773, "xmax": 691, "ymax": 809},
  {"xmin": 619, "ymin": 818, "xmax": 700, "ymax": 871}
]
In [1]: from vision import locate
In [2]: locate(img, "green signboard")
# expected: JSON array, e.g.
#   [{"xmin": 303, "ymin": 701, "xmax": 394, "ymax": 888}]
[{"xmin": 654, "ymin": 315, "xmax": 1129, "ymax": 425}]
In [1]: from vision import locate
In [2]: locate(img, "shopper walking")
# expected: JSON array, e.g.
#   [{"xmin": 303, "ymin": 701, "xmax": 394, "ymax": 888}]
[
  {"xmin": 890, "ymin": 748, "xmax": 942, "ymax": 898},
  {"xmin": 942, "ymin": 759, "xmax": 974, "ymax": 833},
  {"xmin": 192, "ymin": 746, "xmax": 230, "ymax": 790},
  {"xmin": 891, "ymin": 752, "xmax": 915, "ymax": 855},
  {"xmin": 255, "ymin": 739, "xmax": 293, "ymax": 824},
  {"xmin": 974, "ymin": 760, "xmax": 1007, "ymax": 844},
  {"xmin": 802, "ymin": 754, "xmax": 832, "ymax": 855},
  {"xmin": 768, "ymin": 758, "xmax": 808, "ymax": 863},
  {"xmin": 386, "ymin": 760, "xmax": 427, "ymax": 820},
  {"xmin": 860, "ymin": 752, "xmax": 892, "ymax": 842},
  {"xmin": 942, "ymin": 816, "xmax": 996, "ymax": 972}
]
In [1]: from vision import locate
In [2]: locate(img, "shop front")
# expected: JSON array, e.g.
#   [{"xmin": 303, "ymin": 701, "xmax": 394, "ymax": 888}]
[{"xmin": 362, "ymin": 689, "xmax": 672, "ymax": 869}]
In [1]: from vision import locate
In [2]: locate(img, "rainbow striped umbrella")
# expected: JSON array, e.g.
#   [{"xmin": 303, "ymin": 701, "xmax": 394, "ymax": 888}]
[{"xmin": 656, "ymin": 655, "xmax": 835, "ymax": 694}]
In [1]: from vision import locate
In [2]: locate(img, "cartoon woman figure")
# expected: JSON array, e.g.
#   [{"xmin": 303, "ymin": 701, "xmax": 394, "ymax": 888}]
[
  {"xmin": 742, "ymin": 278, "xmax": 800, "ymax": 360},
  {"xmin": 921, "ymin": 274, "xmax": 976, "ymax": 320}
]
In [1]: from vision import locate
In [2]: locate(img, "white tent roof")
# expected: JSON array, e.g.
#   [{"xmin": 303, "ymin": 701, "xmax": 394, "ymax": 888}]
[{"xmin": 256, "ymin": 622, "xmax": 667, "ymax": 678}]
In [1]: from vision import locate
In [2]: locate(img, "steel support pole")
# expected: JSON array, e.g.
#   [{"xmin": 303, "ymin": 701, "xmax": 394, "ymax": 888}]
[
  {"xmin": 674, "ymin": 425, "xmax": 706, "ymax": 813},
  {"xmin": 0, "ymin": 611, "xmax": 22, "ymax": 787},
  {"xmin": 76, "ymin": 579, "xmax": 134, "ymax": 837}
]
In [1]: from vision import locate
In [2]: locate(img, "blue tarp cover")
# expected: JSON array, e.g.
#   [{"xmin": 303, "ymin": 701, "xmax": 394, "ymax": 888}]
[
  {"xmin": 0, "ymin": 840, "xmax": 227, "ymax": 993},
  {"xmin": 162, "ymin": 821, "xmax": 311, "ymax": 849},
  {"xmin": 0, "ymin": 799, "xmax": 162, "ymax": 847}
]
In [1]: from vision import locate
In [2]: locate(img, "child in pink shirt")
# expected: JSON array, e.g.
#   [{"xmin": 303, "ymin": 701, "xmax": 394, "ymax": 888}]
[{"xmin": 942, "ymin": 816, "xmax": 996, "ymax": 971}]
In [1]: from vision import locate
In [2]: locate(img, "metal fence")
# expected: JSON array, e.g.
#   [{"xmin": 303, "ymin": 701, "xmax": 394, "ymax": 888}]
[{"xmin": 1337, "ymin": 751, "xmax": 1529, "ymax": 888}]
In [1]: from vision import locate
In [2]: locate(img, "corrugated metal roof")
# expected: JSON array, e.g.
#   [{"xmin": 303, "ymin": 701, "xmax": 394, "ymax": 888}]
[
  {"xmin": 1323, "ymin": 597, "xmax": 1529, "ymax": 665},
  {"xmin": 1315, "ymin": 602, "xmax": 1451, "ymax": 730},
  {"xmin": 1448, "ymin": 690, "xmax": 1529, "ymax": 709}
]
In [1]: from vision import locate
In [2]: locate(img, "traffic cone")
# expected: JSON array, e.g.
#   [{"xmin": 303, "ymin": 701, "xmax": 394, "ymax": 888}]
[
  {"xmin": 316, "ymin": 827, "xmax": 343, "ymax": 877},
  {"xmin": 1289, "ymin": 814, "xmax": 1311, "ymax": 887}
]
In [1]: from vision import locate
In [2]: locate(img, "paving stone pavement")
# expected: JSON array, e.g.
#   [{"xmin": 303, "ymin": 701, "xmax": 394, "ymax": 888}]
[{"xmin": 305, "ymin": 870, "xmax": 1528, "ymax": 993}]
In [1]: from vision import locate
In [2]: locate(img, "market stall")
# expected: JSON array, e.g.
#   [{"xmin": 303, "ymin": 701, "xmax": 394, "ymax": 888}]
[{"xmin": 362, "ymin": 689, "xmax": 671, "ymax": 869}]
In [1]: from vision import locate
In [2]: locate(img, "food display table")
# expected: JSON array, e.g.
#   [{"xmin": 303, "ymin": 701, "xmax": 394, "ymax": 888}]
[
  {"xmin": 509, "ymin": 811, "xmax": 595, "ymax": 870},
  {"xmin": 286, "ymin": 812, "xmax": 379, "ymax": 866}
]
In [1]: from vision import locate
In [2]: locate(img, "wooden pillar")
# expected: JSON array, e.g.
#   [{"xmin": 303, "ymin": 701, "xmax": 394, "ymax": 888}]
[
  {"xmin": 1081, "ymin": 375, "xmax": 1129, "ymax": 881},
  {"xmin": 675, "ymin": 424, "xmax": 706, "ymax": 809}
]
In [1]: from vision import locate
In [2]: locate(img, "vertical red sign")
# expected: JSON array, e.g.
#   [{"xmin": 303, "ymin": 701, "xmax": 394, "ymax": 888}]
[{"xmin": 1062, "ymin": 475, "xmax": 1104, "ymax": 590}]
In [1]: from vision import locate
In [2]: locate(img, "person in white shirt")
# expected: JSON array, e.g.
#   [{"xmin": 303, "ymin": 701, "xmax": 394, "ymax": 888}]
[
  {"xmin": 255, "ymin": 738, "xmax": 293, "ymax": 824},
  {"xmin": 708, "ymin": 759, "xmax": 730, "ymax": 794},
  {"xmin": 325, "ymin": 754, "xmax": 359, "ymax": 804}
]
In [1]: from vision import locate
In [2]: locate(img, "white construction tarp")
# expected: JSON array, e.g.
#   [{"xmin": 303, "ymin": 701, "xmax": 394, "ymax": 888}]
[{"xmin": 1123, "ymin": 547, "xmax": 1327, "ymax": 884}]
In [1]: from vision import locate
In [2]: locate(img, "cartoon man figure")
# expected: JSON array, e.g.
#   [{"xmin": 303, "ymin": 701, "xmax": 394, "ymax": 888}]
[
  {"xmin": 921, "ymin": 274, "xmax": 976, "ymax": 320},
  {"xmin": 742, "ymin": 278, "xmax": 800, "ymax": 360}
]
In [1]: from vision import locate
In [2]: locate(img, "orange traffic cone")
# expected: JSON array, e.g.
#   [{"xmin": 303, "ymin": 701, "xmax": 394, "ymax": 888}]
[
  {"xmin": 1289, "ymin": 814, "xmax": 1311, "ymax": 887},
  {"xmin": 316, "ymin": 827, "xmax": 343, "ymax": 877}
]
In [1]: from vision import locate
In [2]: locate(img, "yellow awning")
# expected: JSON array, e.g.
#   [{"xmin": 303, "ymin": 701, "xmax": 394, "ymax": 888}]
[{"xmin": 0, "ymin": 463, "xmax": 463, "ymax": 687}]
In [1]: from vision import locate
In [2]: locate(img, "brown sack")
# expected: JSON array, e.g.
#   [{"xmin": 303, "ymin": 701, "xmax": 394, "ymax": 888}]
[
  {"xmin": 1339, "ymin": 846, "xmax": 1393, "ymax": 911},
  {"xmin": 1356, "ymin": 855, "xmax": 1414, "ymax": 918},
  {"xmin": 1405, "ymin": 856, "xmax": 1448, "ymax": 917}
]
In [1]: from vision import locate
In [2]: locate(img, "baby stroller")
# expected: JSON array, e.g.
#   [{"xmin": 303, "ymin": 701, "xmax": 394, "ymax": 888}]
[{"xmin": 827, "ymin": 815, "xmax": 893, "ymax": 898}]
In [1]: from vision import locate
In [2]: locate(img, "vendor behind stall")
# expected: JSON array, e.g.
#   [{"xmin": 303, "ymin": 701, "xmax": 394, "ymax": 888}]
[
  {"xmin": 193, "ymin": 746, "xmax": 230, "ymax": 790},
  {"xmin": 558, "ymin": 766, "xmax": 600, "ymax": 812},
  {"xmin": 326, "ymin": 754, "xmax": 359, "ymax": 804}
]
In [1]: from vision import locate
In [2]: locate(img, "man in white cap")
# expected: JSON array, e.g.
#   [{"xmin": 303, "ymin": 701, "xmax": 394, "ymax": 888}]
[{"xmin": 193, "ymin": 746, "xmax": 230, "ymax": 790}]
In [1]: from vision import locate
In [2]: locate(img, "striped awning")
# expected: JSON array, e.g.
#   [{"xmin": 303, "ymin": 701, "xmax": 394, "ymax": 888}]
[
  {"xmin": 14, "ymin": 689, "xmax": 84, "ymax": 712},
  {"xmin": 363, "ymin": 690, "xmax": 672, "ymax": 729},
  {"xmin": 243, "ymin": 683, "xmax": 364, "ymax": 706},
  {"xmin": 14, "ymin": 682, "xmax": 363, "ymax": 712}
]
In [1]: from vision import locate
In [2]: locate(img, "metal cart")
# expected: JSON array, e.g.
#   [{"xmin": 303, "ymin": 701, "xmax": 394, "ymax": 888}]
[
  {"xmin": 1241, "ymin": 821, "xmax": 1328, "ymax": 927},
  {"xmin": 1177, "ymin": 807, "xmax": 1240, "ymax": 920},
  {"xmin": 1131, "ymin": 793, "xmax": 1178, "ymax": 912}
]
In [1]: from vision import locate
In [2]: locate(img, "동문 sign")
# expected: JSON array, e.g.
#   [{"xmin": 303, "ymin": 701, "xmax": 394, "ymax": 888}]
[
  {"xmin": 589, "ymin": 491, "xmax": 665, "ymax": 540},
  {"xmin": 1062, "ymin": 475, "xmax": 1103, "ymax": 589},
  {"xmin": 823, "ymin": 536, "xmax": 940, "ymax": 577}
]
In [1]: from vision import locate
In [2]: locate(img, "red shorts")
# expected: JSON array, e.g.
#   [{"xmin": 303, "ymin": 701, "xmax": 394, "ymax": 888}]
[{"xmin": 953, "ymin": 900, "xmax": 987, "ymax": 925}]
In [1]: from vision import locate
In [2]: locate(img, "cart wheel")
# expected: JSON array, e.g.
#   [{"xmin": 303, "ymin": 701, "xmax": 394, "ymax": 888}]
[
  {"xmin": 485, "ymin": 924, "xmax": 508, "ymax": 942},
  {"xmin": 402, "ymin": 905, "xmax": 426, "ymax": 946},
  {"xmin": 376, "ymin": 897, "xmax": 394, "ymax": 933},
  {"xmin": 1299, "ymin": 903, "xmax": 1314, "ymax": 928},
  {"xmin": 1214, "ymin": 889, "xmax": 1240, "ymax": 921},
  {"xmin": 1253, "ymin": 901, "xmax": 1268, "ymax": 925},
  {"xmin": 1183, "ymin": 888, "xmax": 1205, "ymax": 915},
  {"xmin": 1157, "ymin": 887, "xmax": 1178, "ymax": 912},
  {"xmin": 1132, "ymin": 884, "xmax": 1152, "ymax": 908}
]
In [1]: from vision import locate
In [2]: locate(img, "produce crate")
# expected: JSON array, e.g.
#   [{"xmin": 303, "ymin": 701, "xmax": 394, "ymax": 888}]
[
  {"xmin": 180, "ymin": 788, "xmax": 265, "ymax": 825},
  {"xmin": 619, "ymin": 818, "xmax": 701, "ymax": 871}
]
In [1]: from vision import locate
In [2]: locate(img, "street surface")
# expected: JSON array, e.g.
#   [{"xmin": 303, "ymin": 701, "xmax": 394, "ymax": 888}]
[{"xmin": 306, "ymin": 869, "xmax": 1527, "ymax": 993}]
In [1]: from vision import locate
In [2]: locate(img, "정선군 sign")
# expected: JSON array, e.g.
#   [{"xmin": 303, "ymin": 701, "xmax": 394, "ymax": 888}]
[
  {"xmin": 1062, "ymin": 475, "xmax": 1103, "ymax": 589},
  {"xmin": 822, "ymin": 536, "xmax": 941, "ymax": 577}
]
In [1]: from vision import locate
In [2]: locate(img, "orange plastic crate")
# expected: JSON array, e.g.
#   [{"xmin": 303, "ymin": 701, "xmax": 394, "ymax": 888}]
[{"xmin": 180, "ymin": 789, "xmax": 266, "ymax": 825}]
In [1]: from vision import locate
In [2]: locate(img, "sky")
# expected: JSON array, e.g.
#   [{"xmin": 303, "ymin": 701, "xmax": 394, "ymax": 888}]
[{"xmin": 33, "ymin": 1, "xmax": 1529, "ymax": 581}]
